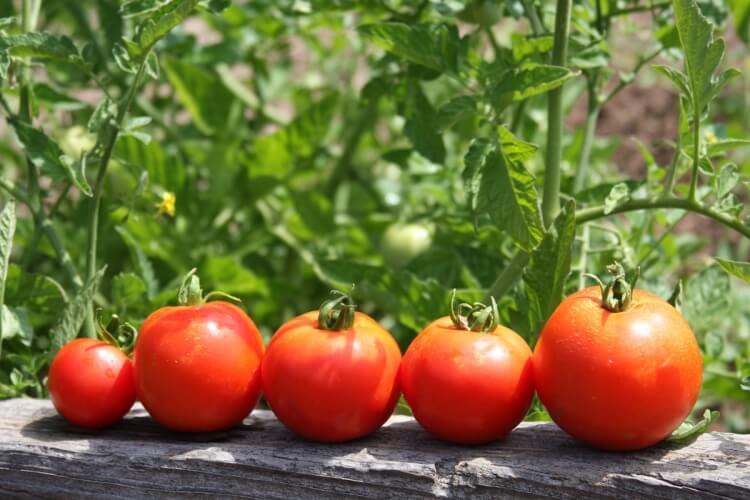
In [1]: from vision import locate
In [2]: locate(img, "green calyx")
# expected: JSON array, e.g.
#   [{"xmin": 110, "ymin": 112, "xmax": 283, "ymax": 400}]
[
  {"xmin": 449, "ymin": 289, "xmax": 500, "ymax": 332},
  {"xmin": 96, "ymin": 312, "xmax": 138, "ymax": 355},
  {"xmin": 177, "ymin": 268, "xmax": 241, "ymax": 306},
  {"xmin": 585, "ymin": 262, "xmax": 640, "ymax": 313},
  {"xmin": 318, "ymin": 290, "xmax": 356, "ymax": 330}
]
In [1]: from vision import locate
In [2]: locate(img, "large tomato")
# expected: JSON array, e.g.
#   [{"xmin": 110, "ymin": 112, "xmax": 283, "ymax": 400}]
[
  {"xmin": 400, "ymin": 295, "xmax": 534, "ymax": 444},
  {"xmin": 261, "ymin": 292, "xmax": 401, "ymax": 442},
  {"xmin": 534, "ymin": 265, "xmax": 703, "ymax": 451},
  {"xmin": 48, "ymin": 338, "xmax": 136, "ymax": 428},
  {"xmin": 134, "ymin": 271, "xmax": 265, "ymax": 432}
]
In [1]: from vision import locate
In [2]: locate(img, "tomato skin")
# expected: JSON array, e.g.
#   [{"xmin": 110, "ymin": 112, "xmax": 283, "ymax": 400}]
[
  {"xmin": 48, "ymin": 339, "xmax": 136, "ymax": 428},
  {"xmin": 400, "ymin": 317, "xmax": 534, "ymax": 444},
  {"xmin": 134, "ymin": 301, "xmax": 265, "ymax": 432},
  {"xmin": 533, "ymin": 286, "xmax": 703, "ymax": 451},
  {"xmin": 261, "ymin": 311, "xmax": 401, "ymax": 442}
]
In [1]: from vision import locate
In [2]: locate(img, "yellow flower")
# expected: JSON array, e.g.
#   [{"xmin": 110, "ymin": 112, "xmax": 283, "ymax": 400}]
[
  {"xmin": 705, "ymin": 130, "xmax": 718, "ymax": 144},
  {"xmin": 156, "ymin": 192, "xmax": 176, "ymax": 217}
]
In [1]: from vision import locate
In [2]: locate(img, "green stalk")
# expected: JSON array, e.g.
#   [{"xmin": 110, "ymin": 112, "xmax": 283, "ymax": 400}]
[
  {"xmin": 541, "ymin": 0, "xmax": 572, "ymax": 227},
  {"xmin": 688, "ymin": 108, "xmax": 701, "ymax": 201},
  {"xmin": 483, "ymin": 251, "xmax": 529, "ymax": 302},
  {"xmin": 573, "ymin": 72, "xmax": 601, "ymax": 194},
  {"xmin": 575, "ymin": 197, "xmax": 750, "ymax": 239},
  {"xmin": 84, "ymin": 55, "xmax": 151, "ymax": 337}
]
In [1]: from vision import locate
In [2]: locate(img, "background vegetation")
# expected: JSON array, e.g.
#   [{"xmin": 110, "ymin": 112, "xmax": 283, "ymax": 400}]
[{"xmin": 1, "ymin": 0, "xmax": 749, "ymax": 432}]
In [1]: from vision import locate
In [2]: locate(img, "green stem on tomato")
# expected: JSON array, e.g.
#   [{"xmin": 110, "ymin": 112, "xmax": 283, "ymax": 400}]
[
  {"xmin": 542, "ymin": 0, "xmax": 572, "ymax": 227},
  {"xmin": 688, "ymin": 107, "xmax": 701, "ymax": 202},
  {"xmin": 84, "ymin": 53, "xmax": 152, "ymax": 337}
]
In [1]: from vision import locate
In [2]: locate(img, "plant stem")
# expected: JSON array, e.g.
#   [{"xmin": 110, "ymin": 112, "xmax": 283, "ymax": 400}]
[
  {"xmin": 573, "ymin": 71, "xmax": 601, "ymax": 194},
  {"xmin": 522, "ymin": 0, "xmax": 545, "ymax": 34},
  {"xmin": 541, "ymin": 0, "xmax": 572, "ymax": 227},
  {"xmin": 688, "ymin": 108, "xmax": 700, "ymax": 201},
  {"xmin": 84, "ymin": 55, "xmax": 151, "ymax": 337},
  {"xmin": 663, "ymin": 127, "xmax": 682, "ymax": 198},
  {"xmin": 575, "ymin": 197, "xmax": 750, "ymax": 239},
  {"xmin": 608, "ymin": 1, "xmax": 671, "ymax": 18},
  {"xmin": 483, "ymin": 251, "xmax": 529, "ymax": 302}
]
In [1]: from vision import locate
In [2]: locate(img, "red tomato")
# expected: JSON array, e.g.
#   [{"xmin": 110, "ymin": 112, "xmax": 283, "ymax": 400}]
[
  {"xmin": 261, "ymin": 293, "xmax": 401, "ymax": 442},
  {"xmin": 400, "ymin": 298, "xmax": 534, "ymax": 444},
  {"xmin": 534, "ymin": 268, "xmax": 703, "ymax": 451},
  {"xmin": 48, "ymin": 338, "xmax": 136, "ymax": 428},
  {"xmin": 134, "ymin": 272, "xmax": 265, "ymax": 432}
]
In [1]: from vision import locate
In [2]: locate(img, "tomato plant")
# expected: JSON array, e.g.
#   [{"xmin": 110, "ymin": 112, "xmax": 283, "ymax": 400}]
[
  {"xmin": 534, "ymin": 264, "xmax": 703, "ymax": 450},
  {"xmin": 48, "ymin": 338, "xmax": 135, "ymax": 428},
  {"xmin": 262, "ymin": 292, "xmax": 401, "ymax": 442},
  {"xmin": 0, "ymin": 0, "xmax": 749, "ymax": 435},
  {"xmin": 401, "ymin": 293, "xmax": 534, "ymax": 444},
  {"xmin": 134, "ymin": 271, "xmax": 265, "ymax": 432}
]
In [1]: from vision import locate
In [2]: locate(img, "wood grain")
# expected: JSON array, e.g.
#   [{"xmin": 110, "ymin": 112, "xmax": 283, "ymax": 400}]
[{"xmin": 0, "ymin": 399, "xmax": 748, "ymax": 499}]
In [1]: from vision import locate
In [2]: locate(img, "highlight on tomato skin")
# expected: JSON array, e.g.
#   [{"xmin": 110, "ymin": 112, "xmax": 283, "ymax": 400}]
[
  {"xmin": 48, "ymin": 338, "xmax": 136, "ymax": 429},
  {"xmin": 134, "ymin": 270, "xmax": 266, "ymax": 432},
  {"xmin": 400, "ymin": 293, "xmax": 535, "ymax": 445},
  {"xmin": 261, "ymin": 291, "xmax": 402, "ymax": 443},
  {"xmin": 533, "ymin": 265, "xmax": 704, "ymax": 451}
]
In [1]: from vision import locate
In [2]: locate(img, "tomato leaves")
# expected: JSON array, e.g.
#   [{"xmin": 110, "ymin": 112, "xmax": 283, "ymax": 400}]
[
  {"xmin": 463, "ymin": 128, "xmax": 544, "ymax": 251},
  {"xmin": 667, "ymin": 409, "xmax": 720, "ymax": 443},
  {"xmin": 50, "ymin": 267, "xmax": 107, "ymax": 357},
  {"xmin": 0, "ymin": 201, "xmax": 17, "ymax": 359}
]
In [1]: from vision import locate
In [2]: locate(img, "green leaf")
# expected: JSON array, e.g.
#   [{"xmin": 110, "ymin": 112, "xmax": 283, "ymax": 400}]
[
  {"xmin": 127, "ymin": 0, "xmax": 200, "ymax": 60},
  {"xmin": 112, "ymin": 272, "xmax": 147, "ymax": 312},
  {"xmin": 653, "ymin": 65, "xmax": 692, "ymax": 100},
  {"xmin": 511, "ymin": 35, "xmax": 554, "ymax": 62},
  {"xmin": 202, "ymin": 257, "xmax": 269, "ymax": 296},
  {"xmin": 216, "ymin": 63, "xmax": 260, "ymax": 109},
  {"xmin": 120, "ymin": 0, "xmax": 165, "ymax": 18},
  {"xmin": 499, "ymin": 126, "xmax": 538, "ymax": 163},
  {"xmin": 0, "ymin": 32, "xmax": 86, "ymax": 78},
  {"xmin": 12, "ymin": 122, "xmax": 93, "ymax": 196},
  {"xmin": 673, "ymin": 0, "xmax": 725, "ymax": 109},
  {"xmin": 714, "ymin": 163, "xmax": 739, "ymax": 198},
  {"xmin": 707, "ymin": 138, "xmax": 750, "ymax": 156},
  {"xmin": 716, "ymin": 257, "xmax": 750, "ymax": 283},
  {"xmin": 404, "ymin": 81, "xmax": 445, "ymax": 163},
  {"xmin": 682, "ymin": 264, "xmax": 731, "ymax": 331},
  {"xmin": 463, "ymin": 138, "xmax": 494, "ymax": 214},
  {"xmin": 4, "ymin": 264, "xmax": 67, "ymax": 315},
  {"xmin": 667, "ymin": 409, "xmax": 719, "ymax": 442},
  {"xmin": 477, "ymin": 145, "xmax": 544, "ymax": 250},
  {"xmin": 50, "ymin": 267, "xmax": 106, "ymax": 356},
  {"xmin": 604, "ymin": 182, "xmax": 630, "ymax": 214},
  {"xmin": 493, "ymin": 64, "xmax": 578, "ymax": 103},
  {"xmin": 436, "ymin": 95, "xmax": 477, "ymax": 131},
  {"xmin": 1, "ymin": 305, "xmax": 33, "ymax": 345},
  {"xmin": 741, "ymin": 375, "xmax": 750, "ymax": 391},
  {"xmin": 115, "ymin": 227, "xmax": 159, "ymax": 298},
  {"xmin": 358, "ymin": 22, "xmax": 461, "ymax": 74},
  {"xmin": 163, "ymin": 57, "xmax": 235, "ymax": 135},
  {"xmin": 522, "ymin": 200, "xmax": 576, "ymax": 336},
  {"xmin": 0, "ymin": 200, "xmax": 16, "ymax": 356},
  {"xmin": 292, "ymin": 191, "xmax": 335, "ymax": 235}
]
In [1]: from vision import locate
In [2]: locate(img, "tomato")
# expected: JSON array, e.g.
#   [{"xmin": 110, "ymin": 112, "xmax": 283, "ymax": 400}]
[
  {"xmin": 533, "ymin": 265, "xmax": 703, "ymax": 451},
  {"xmin": 400, "ymin": 295, "xmax": 534, "ymax": 444},
  {"xmin": 457, "ymin": 1, "xmax": 504, "ymax": 27},
  {"xmin": 261, "ymin": 292, "xmax": 401, "ymax": 442},
  {"xmin": 134, "ymin": 271, "xmax": 265, "ymax": 432},
  {"xmin": 48, "ymin": 338, "xmax": 136, "ymax": 428},
  {"xmin": 381, "ymin": 222, "xmax": 433, "ymax": 268}
]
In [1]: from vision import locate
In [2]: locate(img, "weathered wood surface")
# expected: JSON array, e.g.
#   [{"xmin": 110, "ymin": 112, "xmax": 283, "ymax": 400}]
[{"xmin": 0, "ymin": 399, "xmax": 748, "ymax": 499}]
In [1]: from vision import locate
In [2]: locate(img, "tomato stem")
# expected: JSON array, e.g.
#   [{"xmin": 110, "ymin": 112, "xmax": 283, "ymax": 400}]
[
  {"xmin": 96, "ymin": 313, "xmax": 138, "ymax": 355},
  {"xmin": 585, "ymin": 262, "xmax": 640, "ymax": 313},
  {"xmin": 178, "ymin": 268, "xmax": 204, "ymax": 306},
  {"xmin": 318, "ymin": 291, "xmax": 356, "ymax": 330},
  {"xmin": 450, "ymin": 289, "xmax": 500, "ymax": 332}
]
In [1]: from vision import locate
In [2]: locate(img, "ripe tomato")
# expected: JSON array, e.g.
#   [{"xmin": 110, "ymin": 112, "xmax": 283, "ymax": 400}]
[
  {"xmin": 381, "ymin": 222, "xmax": 432, "ymax": 268},
  {"xmin": 261, "ymin": 292, "xmax": 401, "ymax": 442},
  {"xmin": 48, "ymin": 338, "xmax": 136, "ymax": 428},
  {"xmin": 400, "ymin": 295, "xmax": 534, "ymax": 444},
  {"xmin": 533, "ymin": 265, "xmax": 703, "ymax": 451},
  {"xmin": 134, "ymin": 271, "xmax": 265, "ymax": 432}
]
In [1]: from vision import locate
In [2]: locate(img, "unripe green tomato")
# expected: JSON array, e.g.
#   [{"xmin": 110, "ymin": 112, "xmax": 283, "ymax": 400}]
[
  {"xmin": 58, "ymin": 125, "xmax": 96, "ymax": 159},
  {"xmin": 457, "ymin": 0, "xmax": 504, "ymax": 27},
  {"xmin": 381, "ymin": 223, "xmax": 433, "ymax": 268},
  {"xmin": 105, "ymin": 160, "xmax": 137, "ymax": 201}
]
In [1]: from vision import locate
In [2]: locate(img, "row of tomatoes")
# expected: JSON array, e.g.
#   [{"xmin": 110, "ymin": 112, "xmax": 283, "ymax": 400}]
[{"xmin": 48, "ymin": 266, "xmax": 703, "ymax": 451}]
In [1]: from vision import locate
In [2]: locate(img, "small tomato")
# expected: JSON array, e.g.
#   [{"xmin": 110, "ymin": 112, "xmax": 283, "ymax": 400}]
[
  {"xmin": 261, "ymin": 292, "xmax": 401, "ymax": 442},
  {"xmin": 400, "ymin": 294, "xmax": 534, "ymax": 444},
  {"xmin": 533, "ymin": 264, "xmax": 703, "ymax": 451},
  {"xmin": 381, "ymin": 222, "xmax": 433, "ymax": 268},
  {"xmin": 48, "ymin": 338, "xmax": 136, "ymax": 428}
]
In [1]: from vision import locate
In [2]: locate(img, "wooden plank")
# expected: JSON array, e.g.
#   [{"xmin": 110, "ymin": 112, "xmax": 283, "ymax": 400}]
[{"xmin": 0, "ymin": 398, "xmax": 748, "ymax": 499}]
